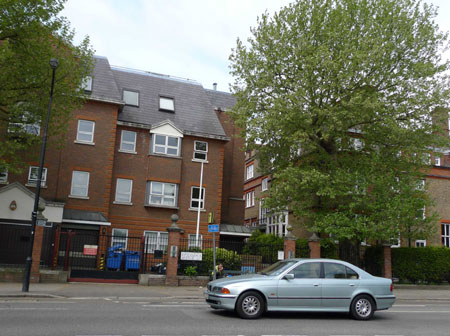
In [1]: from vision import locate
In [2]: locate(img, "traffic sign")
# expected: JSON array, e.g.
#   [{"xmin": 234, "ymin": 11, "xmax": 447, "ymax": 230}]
[{"xmin": 208, "ymin": 224, "xmax": 219, "ymax": 232}]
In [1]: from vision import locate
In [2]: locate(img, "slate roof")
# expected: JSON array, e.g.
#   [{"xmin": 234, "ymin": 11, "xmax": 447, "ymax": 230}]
[
  {"xmin": 88, "ymin": 56, "xmax": 122, "ymax": 105},
  {"xmin": 63, "ymin": 208, "xmax": 109, "ymax": 223},
  {"xmin": 220, "ymin": 223, "xmax": 254, "ymax": 236},
  {"xmin": 111, "ymin": 66, "xmax": 228, "ymax": 140},
  {"xmin": 205, "ymin": 89, "xmax": 236, "ymax": 111}
]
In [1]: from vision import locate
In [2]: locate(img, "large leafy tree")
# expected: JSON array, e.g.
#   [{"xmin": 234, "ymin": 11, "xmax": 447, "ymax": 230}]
[
  {"xmin": 230, "ymin": 0, "xmax": 450, "ymax": 246},
  {"xmin": 0, "ymin": 0, "xmax": 94, "ymax": 172}
]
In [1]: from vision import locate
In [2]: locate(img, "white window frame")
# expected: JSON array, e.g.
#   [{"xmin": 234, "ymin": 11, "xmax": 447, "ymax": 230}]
[
  {"xmin": 246, "ymin": 192, "xmax": 251, "ymax": 208},
  {"xmin": 262, "ymin": 177, "xmax": 268, "ymax": 191},
  {"xmin": 193, "ymin": 141, "xmax": 208, "ymax": 161},
  {"xmin": 144, "ymin": 231, "xmax": 169, "ymax": 253},
  {"xmin": 415, "ymin": 240, "xmax": 427, "ymax": 247},
  {"xmin": 442, "ymin": 223, "xmax": 450, "ymax": 247},
  {"xmin": 0, "ymin": 169, "xmax": 8, "ymax": 183},
  {"xmin": 76, "ymin": 120, "xmax": 95, "ymax": 144},
  {"xmin": 111, "ymin": 228, "xmax": 128, "ymax": 249},
  {"xmin": 435, "ymin": 157, "xmax": 441, "ymax": 166},
  {"xmin": 147, "ymin": 181, "xmax": 178, "ymax": 207},
  {"xmin": 120, "ymin": 130, "xmax": 137, "ymax": 153},
  {"xmin": 188, "ymin": 234, "xmax": 203, "ymax": 249},
  {"xmin": 246, "ymin": 164, "xmax": 254, "ymax": 180},
  {"xmin": 152, "ymin": 134, "xmax": 180, "ymax": 156},
  {"xmin": 115, "ymin": 178, "xmax": 133, "ymax": 203},
  {"xmin": 70, "ymin": 171, "xmax": 90, "ymax": 197},
  {"xmin": 159, "ymin": 96, "xmax": 175, "ymax": 111},
  {"xmin": 190, "ymin": 186, "xmax": 205, "ymax": 209},
  {"xmin": 28, "ymin": 166, "xmax": 47, "ymax": 187},
  {"xmin": 81, "ymin": 76, "xmax": 93, "ymax": 91},
  {"xmin": 123, "ymin": 90, "xmax": 139, "ymax": 106}
]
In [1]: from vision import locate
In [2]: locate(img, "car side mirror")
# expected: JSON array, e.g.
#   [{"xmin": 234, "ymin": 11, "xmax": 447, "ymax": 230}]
[{"xmin": 284, "ymin": 273, "xmax": 294, "ymax": 280}]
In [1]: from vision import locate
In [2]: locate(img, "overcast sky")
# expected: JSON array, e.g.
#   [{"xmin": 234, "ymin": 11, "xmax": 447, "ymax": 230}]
[{"xmin": 62, "ymin": 0, "xmax": 450, "ymax": 93}]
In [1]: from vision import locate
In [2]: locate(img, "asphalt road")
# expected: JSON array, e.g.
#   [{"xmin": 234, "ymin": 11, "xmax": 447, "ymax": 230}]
[{"xmin": 1, "ymin": 296, "xmax": 450, "ymax": 336}]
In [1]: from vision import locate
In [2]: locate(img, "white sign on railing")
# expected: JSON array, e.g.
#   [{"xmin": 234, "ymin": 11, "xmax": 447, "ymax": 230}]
[{"xmin": 180, "ymin": 252, "xmax": 202, "ymax": 261}]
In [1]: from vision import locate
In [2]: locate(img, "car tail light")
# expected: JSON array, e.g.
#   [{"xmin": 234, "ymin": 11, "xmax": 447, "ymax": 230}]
[
  {"xmin": 221, "ymin": 288, "xmax": 230, "ymax": 294},
  {"xmin": 390, "ymin": 283, "xmax": 393, "ymax": 292}
]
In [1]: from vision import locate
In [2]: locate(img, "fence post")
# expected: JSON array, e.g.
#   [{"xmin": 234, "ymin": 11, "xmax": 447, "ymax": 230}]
[
  {"xmin": 382, "ymin": 244, "xmax": 392, "ymax": 279},
  {"xmin": 166, "ymin": 214, "xmax": 184, "ymax": 286},
  {"xmin": 308, "ymin": 233, "xmax": 321, "ymax": 259},
  {"xmin": 30, "ymin": 225, "xmax": 45, "ymax": 283},
  {"xmin": 284, "ymin": 231, "xmax": 296, "ymax": 259}
]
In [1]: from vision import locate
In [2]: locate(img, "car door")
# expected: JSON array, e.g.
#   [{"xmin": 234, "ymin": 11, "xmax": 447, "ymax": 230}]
[
  {"xmin": 321, "ymin": 262, "xmax": 360, "ymax": 309},
  {"xmin": 277, "ymin": 261, "xmax": 322, "ymax": 308}
]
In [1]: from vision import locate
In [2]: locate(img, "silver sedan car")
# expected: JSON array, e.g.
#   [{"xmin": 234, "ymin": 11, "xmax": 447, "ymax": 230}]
[{"xmin": 204, "ymin": 258, "xmax": 395, "ymax": 320}]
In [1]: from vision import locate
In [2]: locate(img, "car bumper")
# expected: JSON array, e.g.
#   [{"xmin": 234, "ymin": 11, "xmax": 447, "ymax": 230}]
[
  {"xmin": 375, "ymin": 295, "xmax": 396, "ymax": 310},
  {"xmin": 204, "ymin": 290, "xmax": 237, "ymax": 310}
]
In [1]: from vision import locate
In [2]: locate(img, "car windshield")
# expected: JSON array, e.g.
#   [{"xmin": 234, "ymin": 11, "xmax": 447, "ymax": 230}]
[{"xmin": 258, "ymin": 260, "xmax": 298, "ymax": 276}]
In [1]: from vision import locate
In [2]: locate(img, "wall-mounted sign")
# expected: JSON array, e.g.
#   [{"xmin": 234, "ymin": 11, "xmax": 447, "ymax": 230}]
[
  {"xmin": 278, "ymin": 251, "xmax": 284, "ymax": 260},
  {"xmin": 83, "ymin": 245, "xmax": 98, "ymax": 256},
  {"xmin": 180, "ymin": 252, "xmax": 202, "ymax": 261},
  {"xmin": 9, "ymin": 200, "xmax": 17, "ymax": 211}
]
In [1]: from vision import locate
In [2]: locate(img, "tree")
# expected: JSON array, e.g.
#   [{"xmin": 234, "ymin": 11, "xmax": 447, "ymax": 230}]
[
  {"xmin": 0, "ymin": 0, "xmax": 94, "ymax": 173},
  {"xmin": 230, "ymin": 0, "xmax": 450, "ymax": 247}
]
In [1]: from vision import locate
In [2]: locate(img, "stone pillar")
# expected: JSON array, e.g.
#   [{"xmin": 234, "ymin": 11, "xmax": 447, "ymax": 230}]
[
  {"xmin": 30, "ymin": 225, "xmax": 45, "ymax": 283},
  {"xmin": 382, "ymin": 244, "xmax": 392, "ymax": 279},
  {"xmin": 283, "ymin": 231, "xmax": 296, "ymax": 259},
  {"xmin": 308, "ymin": 233, "xmax": 321, "ymax": 259},
  {"xmin": 165, "ymin": 214, "xmax": 184, "ymax": 286}
]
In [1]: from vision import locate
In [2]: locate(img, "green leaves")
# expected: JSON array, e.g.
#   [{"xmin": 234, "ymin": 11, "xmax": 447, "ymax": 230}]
[
  {"xmin": 0, "ymin": 0, "xmax": 94, "ymax": 173},
  {"xmin": 231, "ymin": 0, "xmax": 450, "ymax": 243}
]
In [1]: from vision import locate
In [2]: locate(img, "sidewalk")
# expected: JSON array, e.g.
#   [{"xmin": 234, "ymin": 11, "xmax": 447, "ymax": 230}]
[{"xmin": 0, "ymin": 282, "xmax": 449, "ymax": 300}]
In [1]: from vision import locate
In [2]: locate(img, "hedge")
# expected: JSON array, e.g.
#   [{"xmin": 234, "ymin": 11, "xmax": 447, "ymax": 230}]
[{"xmin": 392, "ymin": 247, "xmax": 450, "ymax": 284}]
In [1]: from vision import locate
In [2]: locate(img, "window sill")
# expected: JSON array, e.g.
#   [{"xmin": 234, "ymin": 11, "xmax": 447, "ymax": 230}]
[
  {"xmin": 149, "ymin": 153, "xmax": 182, "ymax": 160},
  {"xmin": 118, "ymin": 149, "xmax": 137, "ymax": 155},
  {"xmin": 26, "ymin": 183, "xmax": 47, "ymax": 189},
  {"xmin": 69, "ymin": 195, "xmax": 90, "ymax": 200},
  {"xmin": 113, "ymin": 201, "xmax": 133, "ymax": 206},
  {"xmin": 74, "ymin": 140, "xmax": 95, "ymax": 146},
  {"xmin": 188, "ymin": 208, "xmax": 206, "ymax": 212},
  {"xmin": 192, "ymin": 159, "xmax": 208, "ymax": 164},
  {"xmin": 145, "ymin": 204, "xmax": 179, "ymax": 210}
]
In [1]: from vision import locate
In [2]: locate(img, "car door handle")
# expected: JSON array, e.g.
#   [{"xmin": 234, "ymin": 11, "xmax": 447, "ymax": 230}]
[
  {"xmin": 313, "ymin": 283, "xmax": 320, "ymax": 287},
  {"xmin": 349, "ymin": 283, "xmax": 355, "ymax": 287}
]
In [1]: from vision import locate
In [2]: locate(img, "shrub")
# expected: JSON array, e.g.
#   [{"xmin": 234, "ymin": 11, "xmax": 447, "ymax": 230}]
[
  {"xmin": 200, "ymin": 247, "xmax": 241, "ymax": 274},
  {"xmin": 184, "ymin": 265, "xmax": 198, "ymax": 277},
  {"xmin": 392, "ymin": 247, "xmax": 450, "ymax": 284}
]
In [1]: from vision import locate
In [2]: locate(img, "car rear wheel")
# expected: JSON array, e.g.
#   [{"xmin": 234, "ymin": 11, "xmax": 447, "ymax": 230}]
[
  {"xmin": 236, "ymin": 291, "xmax": 264, "ymax": 319},
  {"xmin": 350, "ymin": 294, "xmax": 375, "ymax": 320}
]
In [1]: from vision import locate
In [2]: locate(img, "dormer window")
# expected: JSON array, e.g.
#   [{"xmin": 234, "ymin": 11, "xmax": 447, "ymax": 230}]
[
  {"xmin": 159, "ymin": 96, "xmax": 175, "ymax": 112},
  {"xmin": 81, "ymin": 76, "xmax": 93, "ymax": 92},
  {"xmin": 123, "ymin": 90, "xmax": 139, "ymax": 106}
]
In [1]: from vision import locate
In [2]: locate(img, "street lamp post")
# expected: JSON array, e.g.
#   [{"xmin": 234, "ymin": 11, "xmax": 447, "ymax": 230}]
[{"xmin": 22, "ymin": 58, "xmax": 58, "ymax": 292}]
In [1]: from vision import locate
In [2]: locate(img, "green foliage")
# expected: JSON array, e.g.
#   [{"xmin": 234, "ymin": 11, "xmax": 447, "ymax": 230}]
[
  {"xmin": 392, "ymin": 247, "xmax": 450, "ymax": 284},
  {"xmin": 183, "ymin": 266, "xmax": 198, "ymax": 277},
  {"xmin": 200, "ymin": 248, "xmax": 241, "ymax": 274},
  {"xmin": 243, "ymin": 231, "xmax": 283, "ymax": 264},
  {"xmin": 230, "ymin": 0, "xmax": 449, "ymax": 243},
  {"xmin": 320, "ymin": 239, "xmax": 339, "ymax": 259},
  {"xmin": 295, "ymin": 238, "xmax": 309, "ymax": 258},
  {"xmin": 0, "ymin": 0, "xmax": 94, "ymax": 173}
]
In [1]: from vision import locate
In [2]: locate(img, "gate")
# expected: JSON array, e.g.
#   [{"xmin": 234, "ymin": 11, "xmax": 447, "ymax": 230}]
[{"xmin": 57, "ymin": 231, "xmax": 144, "ymax": 282}]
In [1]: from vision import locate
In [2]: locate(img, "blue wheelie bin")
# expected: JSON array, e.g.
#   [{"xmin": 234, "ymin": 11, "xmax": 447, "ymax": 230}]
[
  {"xmin": 107, "ymin": 245, "xmax": 124, "ymax": 270},
  {"xmin": 125, "ymin": 251, "xmax": 140, "ymax": 271}
]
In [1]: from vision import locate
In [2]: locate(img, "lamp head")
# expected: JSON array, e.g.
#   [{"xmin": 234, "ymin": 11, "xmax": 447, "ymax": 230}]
[{"xmin": 49, "ymin": 58, "xmax": 58, "ymax": 70}]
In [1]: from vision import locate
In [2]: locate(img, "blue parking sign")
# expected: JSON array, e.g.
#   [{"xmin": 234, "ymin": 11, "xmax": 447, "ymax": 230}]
[{"xmin": 208, "ymin": 224, "xmax": 219, "ymax": 232}]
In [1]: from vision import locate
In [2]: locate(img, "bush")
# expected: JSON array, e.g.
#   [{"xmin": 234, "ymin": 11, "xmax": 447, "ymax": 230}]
[
  {"xmin": 184, "ymin": 265, "xmax": 198, "ymax": 277},
  {"xmin": 320, "ymin": 238, "xmax": 339, "ymax": 259},
  {"xmin": 242, "ymin": 231, "xmax": 284, "ymax": 264},
  {"xmin": 295, "ymin": 238, "xmax": 309, "ymax": 258},
  {"xmin": 392, "ymin": 247, "xmax": 450, "ymax": 284},
  {"xmin": 200, "ymin": 247, "xmax": 241, "ymax": 274}
]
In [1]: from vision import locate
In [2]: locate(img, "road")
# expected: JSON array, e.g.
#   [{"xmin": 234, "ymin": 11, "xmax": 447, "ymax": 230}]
[{"xmin": 1, "ymin": 296, "xmax": 450, "ymax": 336}]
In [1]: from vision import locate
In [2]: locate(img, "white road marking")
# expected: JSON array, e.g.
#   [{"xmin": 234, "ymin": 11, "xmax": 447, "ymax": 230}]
[
  {"xmin": 393, "ymin": 304, "xmax": 426, "ymax": 307},
  {"xmin": 0, "ymin": 307, "xmax": 68, "ymax": 310},
  {"xmin": 386, "ymin": 310, "xmax": 450, "ymax": 313}
]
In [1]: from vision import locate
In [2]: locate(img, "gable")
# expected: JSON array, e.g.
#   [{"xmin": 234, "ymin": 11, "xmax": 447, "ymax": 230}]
[{"xmin": 150, "ymin": 121, "xmax": 183, "ymax": 138}]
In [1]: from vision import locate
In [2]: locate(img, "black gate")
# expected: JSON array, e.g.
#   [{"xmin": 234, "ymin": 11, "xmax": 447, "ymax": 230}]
[{"xmin": 58, "ymin": 231, "xmax": 144, "ymax": 282}]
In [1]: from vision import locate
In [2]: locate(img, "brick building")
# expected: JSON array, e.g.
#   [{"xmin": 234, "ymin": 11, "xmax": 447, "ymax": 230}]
[{"xmin": 0, "ymin": 56, "xmax": 246, "ymax": 276}]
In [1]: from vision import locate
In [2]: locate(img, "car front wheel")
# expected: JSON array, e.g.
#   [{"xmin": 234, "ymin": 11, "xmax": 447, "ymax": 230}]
[
  {"xmin": 236, "ymin": 291, "xmax": 264, "ymax": 319},
  {"xmin": 350, "ymin": 294, "xmax": 375, "ymax": 320}
]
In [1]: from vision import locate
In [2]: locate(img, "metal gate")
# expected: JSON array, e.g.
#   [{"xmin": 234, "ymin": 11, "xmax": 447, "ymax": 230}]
[{"xmin": 57, "ymin": 231, "xmax": 144, "ymax": 282}]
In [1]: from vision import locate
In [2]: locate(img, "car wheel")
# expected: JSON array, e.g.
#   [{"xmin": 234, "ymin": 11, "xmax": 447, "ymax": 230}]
[
  {"xmin": 236, "ymin": 291, "xmax": 264, "ymax": 319},
  {"xmin": 350, "ymin": 294, "xmax": 375, "ymax": 320}
]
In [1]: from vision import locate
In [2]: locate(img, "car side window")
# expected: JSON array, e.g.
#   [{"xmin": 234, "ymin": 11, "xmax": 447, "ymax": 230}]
[
  {"xmin": 324, "ymin": 263, "xmax": 347, "ymax": 279},
  {"xmin": 346, "ymin": 266, "xmax": 359, "ymax": 279},
  {"xmin": 290, "ymin": 262, "xmax": 321, "ymax": 279}
]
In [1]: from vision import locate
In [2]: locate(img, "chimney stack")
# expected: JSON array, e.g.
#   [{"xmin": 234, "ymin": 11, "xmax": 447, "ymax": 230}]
[{"xmin": 213, "ymin": 83, "xmax": 217, "ymax": 91}]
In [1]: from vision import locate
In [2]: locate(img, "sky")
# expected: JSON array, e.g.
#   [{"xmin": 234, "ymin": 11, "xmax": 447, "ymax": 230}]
[{"xmin": 61, "ymin": 0, "xmax": 450, "ymax": 93}]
